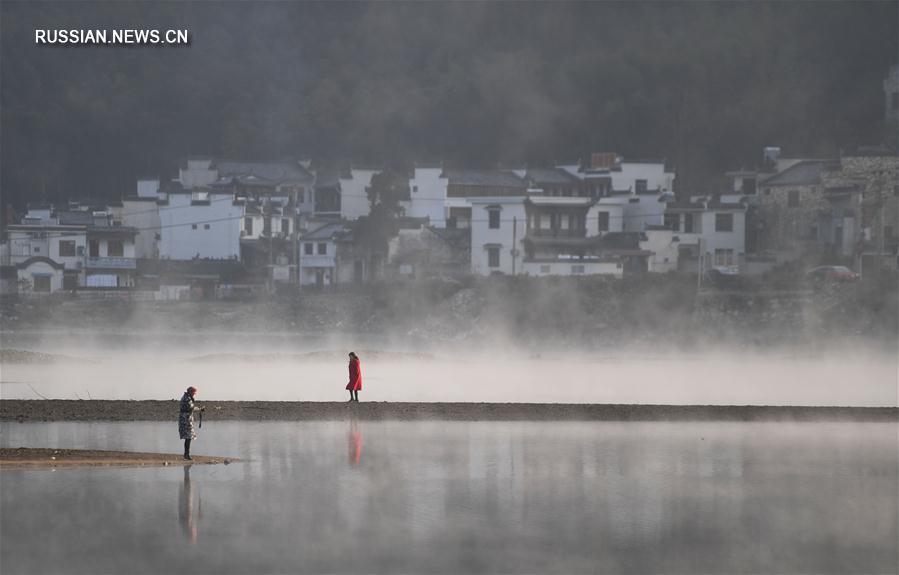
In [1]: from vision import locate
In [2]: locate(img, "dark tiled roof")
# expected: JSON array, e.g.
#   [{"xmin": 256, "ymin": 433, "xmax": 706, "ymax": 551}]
[
  {"xmin": 56, "ymin": 211, "xmax": 94, "ymax": 225},
  {"xmin": 525, "ymin": 168, "xmax": 581, "ymax": 186},
  {"xmin": 598, "ymin": 232, "xmax": 646, "ymax": 250},
  {"xmin": 761, "ymin": 160, "xmax": 837, "ymax": 187},
  {"xmin": 442, "ymin": 169, "xmax": 526, "ymax": 188},
  {"xmin": 312, "ymin": 167, "xmax": 345, "ymax": 189},
  {"xmin": 16, "ymin": 256, "xmax": 65, "ymax": 270},
  {"xmin": 300, "ymin": 222, "xmax": 348, "ymax": 241},
  {"xmin": 213, "ymin": 161, "xmax": 314, "ymax": 183},
  {"xmin": 88, "ymin": 226, "xmax": 139, "ymax": 236},
  {"xmin": 665, "ymin": 201, "xmax": 705, "ymax": 211},
  {"xmin": 137, "ymin": 258, "xmax": 246, "ymax": 281}
]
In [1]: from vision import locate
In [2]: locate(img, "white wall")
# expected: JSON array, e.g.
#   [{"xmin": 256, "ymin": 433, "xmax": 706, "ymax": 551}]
[
  {"xmin": 91, "ymin": 237, "xmax": 136, "ymax": 258},
  {"xmin": 521, "ymin": 260, "xmax": 623, "ymax": 278},
  {"xmin": 298, "ymin": 239, "xmax": 337, "ymax": 286},
  {"xmin": 178, "ymin": 159, "xmax": 217, "ymax": 189},
  {"xmin": 117, "ymin": 200, "xmax": 160, "ymax": 259},
  {"xmin": 17, "ymin": 261, "xmax": 63, "ymax": 293},
  {"xmin": 136, "ymin": 179, "xmax": 160, "ymax": 198},
  {"xmin": 404, "ymin": 168, "xmax": 448, "ymax": 227},
  {"xmin": 611, "ymin": 162, "xmax": 674, "ymax": 193},
  {"xmin": 340, "ymin": 169, "xmax": 379, "ymax": 221},
  {"xmin": 7, "ymin": 228, "xmax": 84, "ymax": 268},
  {"xmin": 619, "ymin": 195, "xmax": 666, "ymax": 232},
  {"xmin": 671, "ymin": 209, "xmax": 746, "ymax": 267},
  {"xmin": 641, "ymin": 229, "xmax": 680, "ymax": 273},
  {"xmin": 50, "ymin": 233, "xmax": 87, "ymax": 270},
  {"xmin": 469, "ymin": 198, "xmax": 526, "ymax": 276},
  {"xmin": 240, "ymin": 214, "xmax": 293, "ymax": 240},
  {"xmin": 586, "ymin": 201, "xmax": 626, "ymax": 236},
  {"xmin": 159, "ymin": 192, "xmax": 241, "ymax": 260}
]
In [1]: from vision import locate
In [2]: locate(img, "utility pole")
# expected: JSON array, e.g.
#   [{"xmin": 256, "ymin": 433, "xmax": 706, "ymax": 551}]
[
  {"xmin": 696, "ymin": 238, "xmax": 703, "ymax": 290},
  {"xmin": 511, "ymin": 216, "xmax": 518, "ymax": 276}
]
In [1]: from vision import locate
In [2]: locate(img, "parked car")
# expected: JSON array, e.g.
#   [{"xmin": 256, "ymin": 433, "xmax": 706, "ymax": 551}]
[{"xmin": 806, "ymin": 265, "xmax": 859, "ymax": 283}]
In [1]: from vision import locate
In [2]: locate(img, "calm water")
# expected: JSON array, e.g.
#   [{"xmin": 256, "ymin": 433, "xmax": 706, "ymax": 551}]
[{"xmin": 1, "ymin": 421, "xmax": 897, "ymax": 574}]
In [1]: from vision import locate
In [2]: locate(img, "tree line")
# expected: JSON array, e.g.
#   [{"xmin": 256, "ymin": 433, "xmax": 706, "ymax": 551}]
[{"xmin": 1, "ymin": 1, "xmax": 896, "ymax": 215}]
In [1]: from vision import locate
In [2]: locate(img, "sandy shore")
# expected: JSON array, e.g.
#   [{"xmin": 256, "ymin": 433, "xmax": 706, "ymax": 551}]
[
  {"xmin": 0, "ymin": 447, "xmax": 235, "ymax": 468},
  {"xmin": 1, "ymin": 399, "xmax": 896, "ymax": 422}
]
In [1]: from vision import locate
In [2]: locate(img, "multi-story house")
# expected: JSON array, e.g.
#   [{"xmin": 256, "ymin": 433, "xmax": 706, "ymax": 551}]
[
  {"xmin": 756, "ymin": 159, "xmax": 840, "ymax": 260},
  {"xmin": 403, "ymin": 165, "xmax": 448, "ymax": 227},
  {"xmin": 157, "ymin": 184, "xmax": 243, "ymax": 261},
  {"xmin": 560, "ymin": 154, "xmax": 675, "ymax": 232},
  {"xmin": 6, "ymin": 207, "xmax": 138, "ymax": 293},
  {"xmin": 520, "ymin": 197, "xmax": 622, "ymax": 276},
  {"xmin": 444, "ymin": 169, "xmax": 528, "ymax": 230},
  {"xmin": 663, "ymin": 195, "xmax": 748, "ymax": 271},
  {"xmin": 339, "ymin": 167, "xmax": 381, "ymax": 221},
  {"xmin": 110, "ymin": 178, "xmax": 162, "ymax": 259},
  {"xmin": 469, "ymin": 196, "xmax": 527, "ymax": 275},
  {"xmin": 298, "ymin": 221, "xmax": 348, "ymax": 287},
  {"xmin": 820, "ymin": 151, "xmax": 899, "ymax": 271}
]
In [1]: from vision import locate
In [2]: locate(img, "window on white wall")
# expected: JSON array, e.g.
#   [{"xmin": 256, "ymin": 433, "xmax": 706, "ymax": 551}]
[
  {"xmin": 487, "ymin": 247, "xmax": 500, "ymax": 268},
  {"xmin": 108, "ymin": 240, "xmax": 124, "ymax": 257},
  {"xmin": 317, "ymin": 243, "xmax": 327, "ymax": 255},
  {"xmin": 684, "ymin": 213, "xmax": 694, "ymax": 233},
  {"xmin": 488, "ymin": 209, "xmax": 500, "ymax": 229},
  {"xmin": 715, "ymin": 213, "xmax": 734, "ymax": 232},
  {"xmin": 304, "ymin": 243, "xmax": 313, "ymax": 255},
  {"xmin": 597, "ymin": 212, "xmax": 609, "ymax": 232},
  {"xmin": 714, "ymin": 249, "xmax": 734, "ymax": 266},
  {"xmin": 59, "ymin": 241, "xmax": 76, "ymax": 257}
]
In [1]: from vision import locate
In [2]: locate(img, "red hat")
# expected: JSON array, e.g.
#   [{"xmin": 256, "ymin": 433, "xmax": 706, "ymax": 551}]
[{"xmin": 187, "ymin": 386, "xmax": 198, "ymax": 395}]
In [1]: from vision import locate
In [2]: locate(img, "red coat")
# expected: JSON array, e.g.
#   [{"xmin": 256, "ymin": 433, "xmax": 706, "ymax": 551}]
[{"xmin": 346, "ymin": 358, "xmax": 362, "ymax": 391}]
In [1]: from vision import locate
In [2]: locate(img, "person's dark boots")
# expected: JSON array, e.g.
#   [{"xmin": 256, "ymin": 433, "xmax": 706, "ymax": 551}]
[{"xmin": 183, "ymin": 439, "xmax": 192, "ymax": 460}]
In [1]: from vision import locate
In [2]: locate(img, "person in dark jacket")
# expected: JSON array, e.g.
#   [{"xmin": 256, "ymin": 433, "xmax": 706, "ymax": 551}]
[
  {"xmin": 179, "ymin": 386, "xmax": 204, "ymax": 460},
  {"xmin": 346, "ymin": 352, "xmax": 362, "ymax": 402}
]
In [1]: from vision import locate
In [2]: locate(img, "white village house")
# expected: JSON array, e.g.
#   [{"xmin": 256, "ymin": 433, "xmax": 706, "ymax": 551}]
[{"xmin": 6, "ymin": 207, "xmax": 138, "ymax": 293}]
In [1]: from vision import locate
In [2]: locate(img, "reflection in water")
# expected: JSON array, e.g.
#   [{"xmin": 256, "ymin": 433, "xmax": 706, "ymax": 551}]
[
  {"xmin": 348, "ymin": 420, "xmax": 362, "ymax": 466},
  {"xmin": 0, "ymin": 421, "xmax": 896, "ymax": 574},
  {"xmin": 178, "ymin": 465, "xmax": 199, "ymax": 544}
]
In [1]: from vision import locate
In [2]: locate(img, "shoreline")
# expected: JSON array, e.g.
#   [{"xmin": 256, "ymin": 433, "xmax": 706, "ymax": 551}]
[
  {"xmin": 0, "ymin": 448, "xmax": 235, "ymax": 468},
  {"xmin": 1, "ymin": 400, "xmax": 896, "ymax": 422}
]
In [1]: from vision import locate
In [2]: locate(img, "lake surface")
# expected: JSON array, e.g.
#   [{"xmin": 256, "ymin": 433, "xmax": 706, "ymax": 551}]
[{"xmin": 1, "ymin": 420, "xmax": 896, "ymax": 574}]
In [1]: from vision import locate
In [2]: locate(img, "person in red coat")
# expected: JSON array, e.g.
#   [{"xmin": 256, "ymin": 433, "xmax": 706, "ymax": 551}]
[{"xmin": 346, "ymin": 352, "xmax": 362, "ymax": 402}]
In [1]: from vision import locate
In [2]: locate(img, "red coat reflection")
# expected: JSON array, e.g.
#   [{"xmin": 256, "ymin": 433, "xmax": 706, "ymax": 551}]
[{"xmin": 348, "ymin": 422, "xmax": 363, "ymax": 466}]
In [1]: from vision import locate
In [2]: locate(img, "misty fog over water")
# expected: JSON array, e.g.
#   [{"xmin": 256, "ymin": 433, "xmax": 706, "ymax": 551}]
[{"xmin": 1, "ymin": 349, "xmax": 896, "ymax": 406}]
